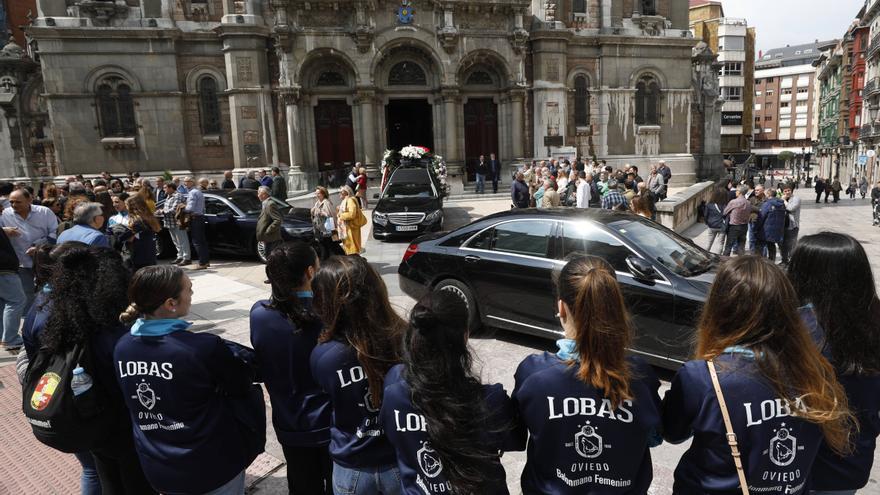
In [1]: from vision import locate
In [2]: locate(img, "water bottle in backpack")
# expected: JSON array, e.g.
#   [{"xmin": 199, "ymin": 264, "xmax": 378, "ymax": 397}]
[{"xmin": 70, "ymin": 367, "xmax": 93, "ymax": 396}]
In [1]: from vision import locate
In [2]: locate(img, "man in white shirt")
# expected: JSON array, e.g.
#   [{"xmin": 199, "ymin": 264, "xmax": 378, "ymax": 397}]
[
  {"xmin": 1, "ymin": 188, "xmax": 58, "ymax": 315},
  {"xmin": 575, "ymin": 171, "xmax": 591, "ymax": 208}
]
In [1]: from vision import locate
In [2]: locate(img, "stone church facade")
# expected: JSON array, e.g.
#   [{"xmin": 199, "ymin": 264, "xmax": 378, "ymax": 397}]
[{"xmin": 11, "ymin": 0, "xmax": 720, "ymax": 189}]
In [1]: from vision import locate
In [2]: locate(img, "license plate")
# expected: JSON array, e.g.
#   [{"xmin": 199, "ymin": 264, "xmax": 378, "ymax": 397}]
[{"xmin": 396, "ymin": 225, "xmax": 418, "ymax": 232}]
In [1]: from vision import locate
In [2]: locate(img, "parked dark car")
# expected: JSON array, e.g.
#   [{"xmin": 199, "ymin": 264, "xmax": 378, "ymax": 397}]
[
  {"xmin": 156, "ymin": 189, "xmax": 323, "ymax": 263},
  {"xmin": 398, "ymin": 208, "xmax": 719, "ymax": 369},
  {"xmin": 372, "ymin": 166, "xmax": 445, "ymax": 240}
]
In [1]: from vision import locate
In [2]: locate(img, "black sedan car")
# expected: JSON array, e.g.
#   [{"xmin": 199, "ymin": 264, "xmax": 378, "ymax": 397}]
[
  {"xmin": 372, "ymin": 166, "xmax": 445, "ymax": 240},
  {"xmin": 398, "ymin": 208, "xmax": 718, "ymax": 369},
  {"xmin": 156, "ymin": 189, "xmax": 320, "ymax": 263}
]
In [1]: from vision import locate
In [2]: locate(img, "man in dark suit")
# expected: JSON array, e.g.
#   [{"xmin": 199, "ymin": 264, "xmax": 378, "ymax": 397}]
[
  {"xmin": 155, "ymin": 177, "xmax": 168, "ymax": 204},
  {"xmin": 489, "ymin": 153, "xmax": 501, "ymax": 193},
  {"xmin": 255, "ymin": 186, "xmax": 283, "ymax": 257}
]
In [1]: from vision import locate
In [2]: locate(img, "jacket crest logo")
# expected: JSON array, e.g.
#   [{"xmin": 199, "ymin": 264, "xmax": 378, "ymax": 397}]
[
  {"xmin": 133, "ymin": 380, "xmax": 157, "ymax": 410},
  {"xmin": 574, "ymin": 423, "xmax": 603, "ymax": 459},
  {"xmin": 417, "ymin": 442, "xmax": 443, "ymax": 478}
]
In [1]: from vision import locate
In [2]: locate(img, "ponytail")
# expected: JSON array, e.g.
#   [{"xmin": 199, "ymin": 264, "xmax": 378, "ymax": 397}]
[
  {"xmin": 557, "ymin": 255, "xmax": 633, "ymax": 409},
  {"xmin": 120, "ymin": 303, "xmax": 140, "ymax": 324}
]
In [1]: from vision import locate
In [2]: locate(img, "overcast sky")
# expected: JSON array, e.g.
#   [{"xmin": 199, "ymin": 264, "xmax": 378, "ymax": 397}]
[{"xmin": 722, "ymin": 0, "xmax": 865, "ymax": 54}]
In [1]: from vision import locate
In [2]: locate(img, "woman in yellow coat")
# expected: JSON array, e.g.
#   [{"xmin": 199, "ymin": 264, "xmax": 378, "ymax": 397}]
[{"xmin": 337, "ymin": 185, "xmax": 364, "ymax": 255}]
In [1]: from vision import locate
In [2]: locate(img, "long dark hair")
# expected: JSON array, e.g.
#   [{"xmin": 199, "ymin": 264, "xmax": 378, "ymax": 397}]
[
  {"xmin": 787, "ymin": 232, "xmax": 880, "ymax": 374},
  {"xmin": 313, "ymin": 255, "xmax": 405, "ymax": 408},
  {"xmin": 265, "ymin": 242, "xmax": 320, "ymax": 328},
  {"xmin": 708, "ymin": 185, "xmax": 730, "ymax": 206},
  {"xmin": 556, "ymin": 255, "xmax": 633, "ymax": 408},
  {"xmin": 404, "ymin": 292, "xmax": 499, "ymax": 493},
  {"xmin": 697, "ymin": 256, "xmax": 854, "ymax": 454},
  {"xmin": 42, "ymin": 247, "xmax": 130, "ymax": 353},
  {"xmin": 119, "ymin": 265, "xmax": 186, "ymax": 323}
]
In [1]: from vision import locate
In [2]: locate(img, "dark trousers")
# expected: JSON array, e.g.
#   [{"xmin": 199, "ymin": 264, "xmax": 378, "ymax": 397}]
[
  {"xmin": 281, "ymin": 443, "xmax": 332, "ymax": 495},
  {"xmin": 815, "ymin": 191, "xmax": 822, "ymax": 203},
  {"xmin": 189, "ymin": 215, "xmax": 210, "ymax": 265},
  {"xmin": 781, "ymin": 227, "xmax": 799, "ymax": 264},
  {"xmin": 491, "ymin": 172, "xmax": 499, "ymax": 193},
  {"xmin": 755, "ymin": 239, "xmax": 777, "ymax": 262},
  {"xmin": 723, "ymin": 224, "xmax": 747, "ymax": 256},
  {"xmin": 91, "ymin": 434, "xmax": 156, "ymax": 495}
]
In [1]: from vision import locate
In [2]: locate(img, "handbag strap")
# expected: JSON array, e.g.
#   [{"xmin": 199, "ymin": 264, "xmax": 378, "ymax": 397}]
[{"xmin": 707, "ymin": 360, "xmax": 750, "ymax": 495}]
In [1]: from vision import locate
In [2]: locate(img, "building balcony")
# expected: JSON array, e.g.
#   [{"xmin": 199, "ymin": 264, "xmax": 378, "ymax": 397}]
[
  {"xmin": 717, "ymin": 50, "xmax": 746, "ymax": 63},
  {"xmin": 859, "ymin": 123, "xmax": 880, "ymax": 140},
  {"xmin": 863, "ymin": 78, "xmax": 880, "ymax": 98},
  {"xmin": 868, "ymin": 34, "xmax": 880, "ymax": 59},
  {"xmin": 781, "ymin": 93, "xmax": 793, "ymax": 102},
  {"xmin": 719, "ymin": 75, "xmax": 745, "ymax": 87}
]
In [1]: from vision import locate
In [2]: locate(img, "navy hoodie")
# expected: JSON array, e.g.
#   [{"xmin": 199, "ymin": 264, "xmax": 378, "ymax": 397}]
[
  {"xmin": 799, "ymin": 306, "xmax": 880, "ymax": 491},
  {"xmin": 310, "ymin": 338, "xmax": 397, "ymax": 469},
  {"xmin": 249, "ymin": 298, "xmax": 331, "ymax": 446},
  {"xmin": 379, "ymin": 364, "xmax": 526, "ymax": 494},
  {"xmin": 114, "ymin": 321, "xmax": 264, "ymax": 495},
  {"xmin": 512, "ymin": 353, "xmax": 662, "ymax": 494},
  {"xmin": 663, "ymin": 351, "xmax": 824, "ymax": 495}
]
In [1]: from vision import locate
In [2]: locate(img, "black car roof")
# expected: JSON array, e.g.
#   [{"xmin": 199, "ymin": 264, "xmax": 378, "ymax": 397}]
[
  {"xmin": 389, "ymin": 168, "xmax": 432, "ymax": 183},
  {"xmin": 477, "ymin": 207, "xmax": 644, "ymax": 226}
]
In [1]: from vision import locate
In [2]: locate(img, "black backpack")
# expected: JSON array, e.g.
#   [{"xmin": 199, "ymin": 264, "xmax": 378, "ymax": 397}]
[{"xmin": 22, "ymin": 342, "xmax": 117, "ymax": 453}]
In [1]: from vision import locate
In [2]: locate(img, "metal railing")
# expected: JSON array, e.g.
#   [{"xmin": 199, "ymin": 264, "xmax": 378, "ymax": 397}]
[{"xmin": 863, "ymin": 78, "xmax": 880, "ymax": 98}]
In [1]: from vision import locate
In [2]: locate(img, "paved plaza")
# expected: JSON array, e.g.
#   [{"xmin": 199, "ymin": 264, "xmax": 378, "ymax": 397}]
[{"xmin": 0, "ymin": 187, "xmax": 878, "ymax": 494}]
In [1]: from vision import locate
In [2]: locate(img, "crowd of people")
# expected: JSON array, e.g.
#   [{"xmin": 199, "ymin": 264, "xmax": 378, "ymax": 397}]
[
  {"xmin": 0, "ymin": 172, "xmax": 226, "ymax": 352},
  {"xmin": 510, "ymin": 158, "xmax": 672, "ymax": 219},
  {"xmin": 2, "ymin": 225, "xmax": 875, "ymax": 494}
]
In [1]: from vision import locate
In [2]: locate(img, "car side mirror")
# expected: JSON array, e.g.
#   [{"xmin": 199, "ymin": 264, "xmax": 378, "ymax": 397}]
[
  {"xmin": 373, "ymin": 193, "xmax": 380, "ymax": 199},
  {"xmin": 626, "ymin": 256, "xmax": 657, "ymax": 281}
]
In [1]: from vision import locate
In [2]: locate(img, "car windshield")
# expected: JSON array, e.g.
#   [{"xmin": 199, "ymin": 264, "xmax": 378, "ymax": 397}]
[
  {"xmin": 383, "ymin": 182, "xmax": 435, "ymax": 199},
  {"xmin": 609, "ymin": 218, "xmax": 716, "ymax": 277}
]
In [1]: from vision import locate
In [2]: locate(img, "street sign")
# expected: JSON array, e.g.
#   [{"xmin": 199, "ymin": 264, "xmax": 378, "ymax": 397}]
[
  {"xmin": 544, "ymin": 135, "xmax": 564, "ymax": 147},
  {"xmin": 859, "ymin": 155, "xmax": 869, "ymax": 165}
]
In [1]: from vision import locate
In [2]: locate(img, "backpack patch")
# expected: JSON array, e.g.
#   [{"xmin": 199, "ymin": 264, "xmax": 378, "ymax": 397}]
[{"xmin": 30, "ymin": 372, "xmax": 62, "ymax": 411}]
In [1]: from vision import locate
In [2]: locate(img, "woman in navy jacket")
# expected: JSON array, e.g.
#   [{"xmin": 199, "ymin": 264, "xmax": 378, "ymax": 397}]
[
  {"xmin": 788, "ymin": 233, "xmax": 880, "ymax": 495},
  {"xmin": 513, "ymin": 255, "xmax": 663, "ymax": 494},
  {"xmin": 380, "ymin": 292, "xmax": 526, "ymax": 494},
  {"xmin": 250, "ymin": 242, "xmax": 332, "ymax": 494},
  {"xmin": 114, "ymin": 265, "xmax": 265, "ymax": 495},
  {"xmin": 310, "ymin": 255, "xmax": 407, "ymax": 494},
  {"xmin": 663, "ymin": 256, "xmax": 853, "ymax": 495},
  {"xmin": 32, "ymin": 245, "xmax": 155, "ymax": 494}
]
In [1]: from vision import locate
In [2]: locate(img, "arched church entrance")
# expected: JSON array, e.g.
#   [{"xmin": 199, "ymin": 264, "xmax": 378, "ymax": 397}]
[
  {"xmin": 459, "ymin": 56, "xmax": 507, "ymax": 182},
  {"xmin": 376, "ymin": 46, "xmax": 440, "ymax": 154}
]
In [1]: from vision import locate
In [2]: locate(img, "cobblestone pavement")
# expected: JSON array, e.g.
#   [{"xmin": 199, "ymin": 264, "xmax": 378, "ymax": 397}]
[{"xmin": 0, "ymin": 187, "xmax": 877, "ymax": 494}]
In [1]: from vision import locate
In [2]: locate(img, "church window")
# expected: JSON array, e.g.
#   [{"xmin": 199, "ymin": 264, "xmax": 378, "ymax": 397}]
[
  {"xmin": 389, "ymin": 62, "xmax": 427, "ymax": 86},
  {"xmin": 96, "ymin": 77, "xmax": 136, "ymax": 137},
  {"xmin": 573, "ymin": 0, "xmax": 587, "ymax": 15},
  {"xmin": 466, "ymin": 71, "xmax": 494, "ymax": 85},
  {"xmin": 635, "ymin": 75, "xmax": 660, "ymax": 125},
  {"xmin": 639, "ymin": 0, "xmax": 656, "ymax": 15},
  {"xmin": 316, "ymin": 71, "xmax": 346, "ymax": 87},
  {"xmin": 198, "ymin": 76, "xmax": 222, "ymax": 135},
  {"xmin": 574, "ymin": 75, "xmax": 590, "ymax": 126}
]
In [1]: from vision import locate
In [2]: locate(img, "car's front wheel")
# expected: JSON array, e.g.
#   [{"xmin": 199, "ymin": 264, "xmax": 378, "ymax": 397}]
[{"xmin": 433, "ymin": 279, "xmax": 481, "ymax": 331}]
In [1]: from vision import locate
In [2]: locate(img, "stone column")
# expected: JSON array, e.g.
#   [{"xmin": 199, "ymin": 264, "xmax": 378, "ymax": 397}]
[
  {"xmin": 217, "ymin": 23, "xmax": 272, "ymax": 171},
  {"xmin": 441, "ymin": 88, "xmax": 462, "ymax": 176},
  {"xmin": 509, "ymin": 89, "xmax": 526, "ymax": 159},
  {"xmin": 355, "ymin": 88, "xmax": 379, "ymax": 179},
  {"xmin": 282, "ymin": 89, "xmax": 309, "ymax": 192}
]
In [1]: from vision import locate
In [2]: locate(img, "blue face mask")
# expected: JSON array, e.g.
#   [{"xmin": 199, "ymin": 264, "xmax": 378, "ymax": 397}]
[{"xmin": 556, "ymin": 338, "xmax": 580, "ymax": 362}]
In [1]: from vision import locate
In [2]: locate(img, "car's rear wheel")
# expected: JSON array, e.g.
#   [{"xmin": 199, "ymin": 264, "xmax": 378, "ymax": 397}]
[
  {"xmin": 256, "ymin": 241, "xmax": 269, "ymax": 264},
  {"xmin": 433, "ymin": 279, "xmax": 481, "ymax": 331}
]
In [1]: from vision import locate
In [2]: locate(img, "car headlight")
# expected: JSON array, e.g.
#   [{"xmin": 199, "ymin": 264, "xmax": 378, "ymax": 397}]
[
  {"xmin": 423, "ymin": 210, "xmax": 442, "ymax": 224},
  {"xmin": 373, "ymin": 212, "xmax": 388, "ymax": 226}
]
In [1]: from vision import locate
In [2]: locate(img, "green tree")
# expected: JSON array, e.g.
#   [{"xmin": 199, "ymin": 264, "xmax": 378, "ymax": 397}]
[{"xmin": 778, "ymin": 151, "xmax": 795, "ymax": 170}]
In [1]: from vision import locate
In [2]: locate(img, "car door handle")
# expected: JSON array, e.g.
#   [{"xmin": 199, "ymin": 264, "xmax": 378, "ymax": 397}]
[{"xmin": 464, "ymin": 255, "xmax": 481, "ymax": 263}]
